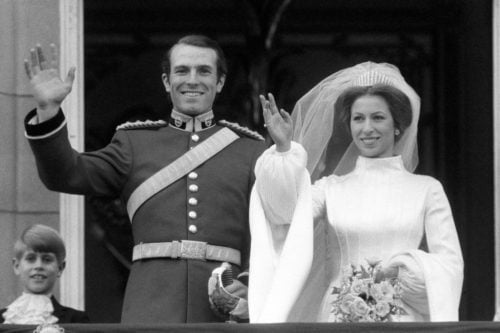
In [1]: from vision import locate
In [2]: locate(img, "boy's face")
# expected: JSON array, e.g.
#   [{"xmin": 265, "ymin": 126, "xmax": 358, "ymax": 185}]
[{"xmin": 13, "ymin": 249, "xmax": 65, "ymax": 295}]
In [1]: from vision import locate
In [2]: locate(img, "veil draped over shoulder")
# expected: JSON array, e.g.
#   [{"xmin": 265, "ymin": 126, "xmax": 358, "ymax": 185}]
[{"xmin": 291, "ymin": 62, "xmax": 421, "ymax": 180}]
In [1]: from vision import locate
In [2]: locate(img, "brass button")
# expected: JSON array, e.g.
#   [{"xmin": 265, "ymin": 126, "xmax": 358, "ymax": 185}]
[
  {"xmin": 188, "ymin": 225, "xmax": 198, "ymax": 234},
  {"xmin": 188, "ymin": 197, "xmax": 198, "ymax": 206},
  {"xmin": 191, "ymin": 134, "xmax": 200, "ymax": 142},
  {"xmin": 188, "ymin": 172, "xmax": 198, "ymax": 180},
  {"xmin": 188, "ymin": 211, "xmax": 197, "ymax": 219},
  {"xmin": 189, "ymin": 184, "xmax": 199, "ymax": 192}
]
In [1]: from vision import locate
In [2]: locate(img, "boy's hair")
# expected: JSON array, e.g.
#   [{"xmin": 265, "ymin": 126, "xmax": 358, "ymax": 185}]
[{"xmin": 14, "ymin": 224, "xmax": 66, "ymax": 263}]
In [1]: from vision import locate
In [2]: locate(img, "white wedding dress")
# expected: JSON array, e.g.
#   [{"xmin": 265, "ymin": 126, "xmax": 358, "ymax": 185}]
[{"xmin": 249, "ymin": 143, "xmax": 463, "ymax": 323}]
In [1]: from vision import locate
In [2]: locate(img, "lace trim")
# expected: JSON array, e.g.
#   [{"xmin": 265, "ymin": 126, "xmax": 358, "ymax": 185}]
[{"xmin": 3, "ymin": 293, "xmax": 58, "ymax": 325}]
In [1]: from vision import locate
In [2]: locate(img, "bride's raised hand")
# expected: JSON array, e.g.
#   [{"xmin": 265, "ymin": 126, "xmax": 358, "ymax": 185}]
[
  {"xmin": 260, "ymin": 93, "xmax": 292, "ymax": 152},
  {"xmin": 24, "ymin": 44, "xmax": 75, "ymax": 122}
]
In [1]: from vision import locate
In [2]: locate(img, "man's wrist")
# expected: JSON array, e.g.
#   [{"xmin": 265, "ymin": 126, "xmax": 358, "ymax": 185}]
[
  {"xmin": 25, "ymin": 108, "xmax": 66, "ymax": 139},
  {"xmin": 37, "ymin": 107, "xmax": 60, "ymax": 123}
]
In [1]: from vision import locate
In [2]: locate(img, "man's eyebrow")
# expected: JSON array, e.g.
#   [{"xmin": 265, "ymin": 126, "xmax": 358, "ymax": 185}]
[
  {"xmin": 172, "ymin": 64, "xmax": 214, "ymax": 70},
  {"xmin": 199, "ymin": 65, "xmax": 215, "ymax": 70}
]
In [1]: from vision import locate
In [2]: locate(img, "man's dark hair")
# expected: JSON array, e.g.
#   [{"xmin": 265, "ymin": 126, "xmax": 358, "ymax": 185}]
[{"xmin": 161, "ymin": 35, "xmax": 228, "ymax": 81}]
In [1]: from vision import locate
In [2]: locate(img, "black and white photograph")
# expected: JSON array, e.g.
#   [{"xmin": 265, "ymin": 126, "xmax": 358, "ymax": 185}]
[{"xmin": 0, "ymin": 0, "xmax": 498, "ymax": 331}]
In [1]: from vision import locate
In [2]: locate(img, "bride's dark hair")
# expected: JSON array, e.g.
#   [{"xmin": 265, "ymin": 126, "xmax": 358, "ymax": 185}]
[{"xmin": 335, "ymin": 84, "xmax": 412, "ymax": 141}]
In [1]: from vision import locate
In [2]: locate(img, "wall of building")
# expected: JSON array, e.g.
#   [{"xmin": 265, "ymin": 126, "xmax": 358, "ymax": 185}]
[{"xmin": 0, "ymin": 0, "xmax": 60, "ymax": 308}]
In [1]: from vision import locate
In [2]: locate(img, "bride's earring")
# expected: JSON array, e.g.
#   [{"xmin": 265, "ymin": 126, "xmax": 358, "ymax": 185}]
[{"xmin": 395, "ymin": 129, "xmax": 400, "ymax": 136}]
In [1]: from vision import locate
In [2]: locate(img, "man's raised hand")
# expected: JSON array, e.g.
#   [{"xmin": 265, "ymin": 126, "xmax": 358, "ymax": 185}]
[{"xmin": 24, "ymin": 44, "xmax": 75, "ymax": 122}]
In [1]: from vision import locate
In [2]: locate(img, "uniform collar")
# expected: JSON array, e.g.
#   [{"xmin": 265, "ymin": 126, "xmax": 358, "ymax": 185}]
[{"xmin": 169, "ymin": 109, "xmax": 215, "ymax": 132}]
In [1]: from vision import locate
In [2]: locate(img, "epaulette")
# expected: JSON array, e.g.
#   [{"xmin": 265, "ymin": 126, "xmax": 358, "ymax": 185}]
[
  {"xmin": 218, "ymin": 120, "xmax": 265, "ymax": 141},
  {"xmin": 116, "ymin": 119, "xmax": 168, "ymax": 131}
]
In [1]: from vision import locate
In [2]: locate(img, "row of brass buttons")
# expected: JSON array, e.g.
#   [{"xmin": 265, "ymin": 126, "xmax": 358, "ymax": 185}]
[{"xmin": 188, "ymin": 133, "xmax": 200, "ymax": 234}]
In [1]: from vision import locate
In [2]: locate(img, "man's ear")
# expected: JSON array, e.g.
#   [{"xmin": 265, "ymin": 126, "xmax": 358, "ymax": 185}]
[
  {"xmin": 57, "ymin": 260, "xmax": 66, "ymax": 278},
  {"xmin": 216, "ymin": 74, "xmax": 226, "ymax": 93},
  {"xmin": 161, "ymin": 73, "xmax": 171, "ymax": 93},
  {"xmin": 12, "ymin": 258, "xmax": 20, "ymax": 276}
]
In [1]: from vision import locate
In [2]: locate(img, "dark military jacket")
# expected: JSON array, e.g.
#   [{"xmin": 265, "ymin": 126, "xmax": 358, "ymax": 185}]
[{"xmin": 24, "ymin": 109, "xmax": 267, "ymax": 323}]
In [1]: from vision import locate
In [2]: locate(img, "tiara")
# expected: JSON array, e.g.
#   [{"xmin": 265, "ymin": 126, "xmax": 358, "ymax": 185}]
[{"xmin": 351, "ymin": 70, "xmax": 394, "ymax": 87}]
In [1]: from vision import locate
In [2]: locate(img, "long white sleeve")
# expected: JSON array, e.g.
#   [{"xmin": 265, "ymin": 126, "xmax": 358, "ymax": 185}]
[
  {"xmin": 249, "ymin": 142, "xmax": 314, "ymax": 322},
  {"xmin": 388, "ymin": 179, "xmax": 464, "ymax": 321},
  {"xmin": 255, "ymin": 142, "xmax": 308, "ymax": 226}
]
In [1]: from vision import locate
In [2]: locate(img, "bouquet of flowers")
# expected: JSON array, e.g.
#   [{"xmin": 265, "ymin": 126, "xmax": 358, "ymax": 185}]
[{"xmin": 330, "ymin": 257, "xmax": 406, "ymax": 322}]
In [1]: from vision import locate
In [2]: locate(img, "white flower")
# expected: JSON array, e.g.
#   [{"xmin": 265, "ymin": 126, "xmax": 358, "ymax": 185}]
[
  {"xmin": 380, "ymin": 280, "xmax": 395, "ymax": 301},
  {"xmin": 332, "ymin": 261, "xmax": 405, "ymax": 322},
  {"xmin": 366, "ymin": 257, "xmax": 382, "ymax": 268},
  {"xmin": 350, "ymin": 278, "xmax": 368, "ymax": 295},
  {"xmin": 340, "ymin": 294, "xmax": 355, "ymax": 314},
  {"xmin": 375, "ymin": 301, "xmax": 391, "ymax": 317},
  {"xmin": 369, "ymin": 283, "xmax": 385, "ymax": 301},
  {"xmin": 351, "ymin": 297, "xmax": 370, "ymax": 317}
]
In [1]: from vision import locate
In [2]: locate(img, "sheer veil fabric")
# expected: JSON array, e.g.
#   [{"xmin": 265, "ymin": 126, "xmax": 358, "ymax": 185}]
[{"xmin": 291, "ymin": 62, "xmax": 421, "ymax": 180}]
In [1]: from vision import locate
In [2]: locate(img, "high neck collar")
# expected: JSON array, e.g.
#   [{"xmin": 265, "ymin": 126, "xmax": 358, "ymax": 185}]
[
  {"xmin": 354, "ymin": 155, "xmax": 405, "ymax": 173},
  {"xmin": 169, "ymin": 109, "xmax": 215, "ymax": 132}
]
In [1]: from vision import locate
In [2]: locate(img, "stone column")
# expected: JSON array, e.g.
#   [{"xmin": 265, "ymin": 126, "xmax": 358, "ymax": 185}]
[{"xmin": 0, "ymin": 0, "xmax": 60, "ymax": 307}]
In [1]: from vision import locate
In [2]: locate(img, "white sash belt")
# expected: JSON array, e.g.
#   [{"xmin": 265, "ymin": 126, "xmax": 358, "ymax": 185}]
[
  {"xmin": 132, "ymin": 240, "xmax": 241, "ymax": 266},
  {"xmin": 126, "ymin": 127, "xmax": 239, "ymax": 221}
]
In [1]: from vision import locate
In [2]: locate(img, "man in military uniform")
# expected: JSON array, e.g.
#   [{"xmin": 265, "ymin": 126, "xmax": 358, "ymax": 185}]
[{"xmin": 23, "ymin": 35, "xmax": 266, "ymax": 323}]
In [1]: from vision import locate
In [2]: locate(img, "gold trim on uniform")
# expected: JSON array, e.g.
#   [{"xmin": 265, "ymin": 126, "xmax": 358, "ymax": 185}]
[
  {"xmin": 116, "ymin": 119, "xmax": 167, "ymax": 131},
  {"xmin": 218, "ymin": 119, "xmax": 265, "ymax": 141},
  {"xmin": 170, "ymin": 110, "xmax": 215, "ymax": 132}
]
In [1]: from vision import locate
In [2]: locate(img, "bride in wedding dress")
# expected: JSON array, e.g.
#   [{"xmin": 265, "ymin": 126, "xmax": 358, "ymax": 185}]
[{"xmin": 248, "ymin": 62, "xmax": 463, "ymax": 323}]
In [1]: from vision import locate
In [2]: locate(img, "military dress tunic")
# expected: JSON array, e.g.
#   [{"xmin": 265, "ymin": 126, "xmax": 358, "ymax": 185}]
[{"xmin": 24, "ymin": 109, "xmax": 267, "ymax": 323}]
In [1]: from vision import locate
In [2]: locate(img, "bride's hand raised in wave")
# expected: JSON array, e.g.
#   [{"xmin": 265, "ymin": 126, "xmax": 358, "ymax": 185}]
[{"xmin": 260, "ymin": 93, "xmax": 293, "ymax": 152}]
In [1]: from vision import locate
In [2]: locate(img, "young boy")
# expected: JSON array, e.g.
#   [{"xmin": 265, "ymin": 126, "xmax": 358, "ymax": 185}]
[{"xmin": 0, "ymin": 224, "xmax": 89, "ymax": 324}]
